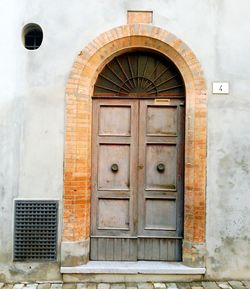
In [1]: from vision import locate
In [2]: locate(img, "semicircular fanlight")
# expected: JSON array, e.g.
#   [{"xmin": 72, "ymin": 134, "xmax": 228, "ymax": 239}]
[{"xmin": 94, "ymin": 51, "xmax": 185, "ymax": 97}]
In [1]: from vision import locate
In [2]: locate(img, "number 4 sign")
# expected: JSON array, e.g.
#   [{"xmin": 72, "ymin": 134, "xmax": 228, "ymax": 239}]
[{"xmin": 212, "ymin": 82, "xmax": 229, "ymax": 94}]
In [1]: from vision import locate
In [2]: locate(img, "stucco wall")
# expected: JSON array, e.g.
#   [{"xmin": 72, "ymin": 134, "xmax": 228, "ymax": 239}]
[{"xmin": 0, "ymin": 0, "xmax": 249, "ymax": 281}]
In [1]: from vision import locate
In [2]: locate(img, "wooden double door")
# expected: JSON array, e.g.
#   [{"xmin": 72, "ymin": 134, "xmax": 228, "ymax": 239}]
[{"xmin": 91, "ymin": 98, "xmax": 184, "ymax": 261}]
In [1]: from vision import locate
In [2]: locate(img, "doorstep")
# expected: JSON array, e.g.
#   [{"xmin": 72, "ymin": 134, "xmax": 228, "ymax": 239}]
[{"xmin": 61, "ymin": 261, "xmax": 206, "ymax": 274}]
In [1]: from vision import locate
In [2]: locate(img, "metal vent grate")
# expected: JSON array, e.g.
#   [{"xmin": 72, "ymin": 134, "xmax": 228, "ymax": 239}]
[{"xmin": 14, "ymin": 200, "xmax": 58, "ymax": 261}]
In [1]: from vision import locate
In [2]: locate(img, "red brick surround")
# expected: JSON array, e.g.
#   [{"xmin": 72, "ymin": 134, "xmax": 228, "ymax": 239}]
[{"xmin": 63, "ymin": 24, "xmax": 207, "ymax": 266}]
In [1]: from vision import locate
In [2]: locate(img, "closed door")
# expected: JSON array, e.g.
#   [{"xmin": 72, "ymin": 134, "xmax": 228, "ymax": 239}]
[{"xmin": 91, "ymin": 98, "xmax": 184, "ymax": 261}]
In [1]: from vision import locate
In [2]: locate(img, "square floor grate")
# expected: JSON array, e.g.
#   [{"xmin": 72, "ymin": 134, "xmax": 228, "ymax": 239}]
[{"xmin": 14, "ymin": 200, "xmax": 58, "ymax": 261}]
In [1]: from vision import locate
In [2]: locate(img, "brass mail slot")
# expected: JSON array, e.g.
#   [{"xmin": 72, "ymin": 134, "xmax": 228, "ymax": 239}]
[{"xmin": 154, "ymin": 98, "xmax": 171, "ymax": 104}]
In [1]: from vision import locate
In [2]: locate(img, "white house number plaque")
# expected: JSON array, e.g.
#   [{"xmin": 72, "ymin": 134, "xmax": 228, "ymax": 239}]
[{"xmin": 212, "ymin": 82, "xmax": 229, "ymax": 94}]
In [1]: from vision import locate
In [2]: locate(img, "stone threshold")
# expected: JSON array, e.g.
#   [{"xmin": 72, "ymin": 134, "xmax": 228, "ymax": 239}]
[{"xmin": 61, "ymin": 261, "xmax": 206, "ymax": 275}]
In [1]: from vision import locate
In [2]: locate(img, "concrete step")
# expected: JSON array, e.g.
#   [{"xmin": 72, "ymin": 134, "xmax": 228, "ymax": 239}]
[{"xmin": 61, "ymin": 262, "xmax": 205, "ymax": 283}]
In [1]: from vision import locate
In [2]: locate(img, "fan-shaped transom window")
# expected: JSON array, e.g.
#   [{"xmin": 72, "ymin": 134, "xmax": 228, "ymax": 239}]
[{"xmin": 94, "ymin": 51, "xmax": 185, "ymax": 97}]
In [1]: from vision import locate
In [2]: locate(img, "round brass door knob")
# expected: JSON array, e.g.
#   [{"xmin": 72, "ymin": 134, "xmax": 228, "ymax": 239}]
[
  {"xmin": 157, "ymin": 163, "xmax": 165, "ymax": 173},
  {"xmin": 111, "ymin": 163, "xmax": 119, "ymax": 173}
]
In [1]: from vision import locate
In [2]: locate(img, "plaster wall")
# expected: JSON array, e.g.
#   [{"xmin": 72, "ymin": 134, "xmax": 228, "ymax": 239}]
[{"xmin": 0, "ymin": 0, "xmax": 249, "ymax": 281}]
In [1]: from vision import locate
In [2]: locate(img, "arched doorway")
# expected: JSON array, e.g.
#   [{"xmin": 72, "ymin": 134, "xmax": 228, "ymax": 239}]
[
  {"xmin": 62, "ymin": 24, "xmax": 207, "ymax": 267},
  {"xmin": 90, "ymin": 51, "xmax": 185, "ymax": 261}
]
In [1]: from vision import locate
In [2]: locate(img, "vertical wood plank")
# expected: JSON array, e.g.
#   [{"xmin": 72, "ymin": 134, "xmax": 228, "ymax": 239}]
[
  {"xmin": 129, "ymin": 239, "xmax": 137, "ymax": 261},
  {"xmin": 138, "ymin": 238, "xmax": 144, "ymax": 260},
  {"xmin": 105, "ymin": 238, "xmax": 114, "ymax": 260},
  {"xmin": 176, "ymin": 239, "xmax": 182, "ymax": 261},
  {"xmin": 160, "ymin": 239, "xmax": 168, "ymax": 260},
  {"xmin": 114, "ymin": 238, "xmax": 122, "ymax": 260},
  {"xmin": 97, "ymin": 238, "xmax": 106, "ymax": 260},
  {"xmin": 121, "ymin": 238, "xmax": 130, "ymax": 260},
  {"xmin": 90, "ymin": 238, "xmax": 97, "ymax": 260},
  {"xmin": 167, "ymin": 239, "xmax": 176, "ymax": 261},
  {"xmin": 152, "ymin": 239, "xmax": 160, "ymax": 260},
  {"xmin": 144, "ymin": 238, "xmax": 152, "ymax": 260}
]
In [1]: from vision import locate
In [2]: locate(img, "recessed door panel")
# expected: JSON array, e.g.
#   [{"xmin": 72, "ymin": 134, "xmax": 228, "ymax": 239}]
[
  {"xmin": 145, "ymin": 199, "xmax": 176, "ymax": 230},
  {"xmin": 145, "ymin": 144, "xmax": 177, "ymax": 190},
  {"xmin": 98, "ymin": 199, "xmax": 129, "ymax": 230},
  {"xmin": 147, "ymin": 106, "xmax": 177, "ymax": 136},
  {"xmin": 98, "ymin": 144, "xmax": 130, "ymax": 190},
  {"xmin": 99, "ymin": 106, "xmax": 131, "ymax": 136}
]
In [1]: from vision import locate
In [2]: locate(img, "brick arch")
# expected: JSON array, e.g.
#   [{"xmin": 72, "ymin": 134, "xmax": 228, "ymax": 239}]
[{"xmin": 62, "ymin": 24, "xmax": 207, "ymax": 267}]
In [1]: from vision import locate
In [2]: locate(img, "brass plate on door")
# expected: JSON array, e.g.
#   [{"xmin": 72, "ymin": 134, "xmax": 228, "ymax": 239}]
[{"xmin": 154, "ymin": 99, "xmax": 171, "ymax": 104}]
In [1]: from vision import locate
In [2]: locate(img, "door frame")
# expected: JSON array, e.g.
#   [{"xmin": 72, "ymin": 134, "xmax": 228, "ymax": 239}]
[{"xmin": 62, "ymin": 24, "xmax": 207, "ymax": 268}]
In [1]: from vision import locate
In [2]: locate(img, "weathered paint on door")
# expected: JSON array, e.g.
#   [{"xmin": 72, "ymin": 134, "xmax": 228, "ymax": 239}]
[{"xmin": 91, "ymin": 98, "xmax": 184, "ymax": 261}]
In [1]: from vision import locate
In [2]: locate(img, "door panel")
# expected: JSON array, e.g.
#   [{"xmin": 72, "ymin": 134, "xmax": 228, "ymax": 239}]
[
  {"xmin": 146, "ymin": 106, "xmax": 178, "ymax": 136},
  {"xmin": 91, "ymin": 99, "xmax": 138, "ymax": 261},
  {"xmin": 98, "ymin": 144, "xmax": 130, "ymax": 190},
  {"xmin": 99, "ymin": 106, "xmax": 131, "ymax": 136},
  {"xmin": 138, "ymin": 99, "xmax": 184, "ymax": 261},
  {"xmin": 145, "ymin": 144, "xmax": 177, "ymax": 190},
  {"xmin": 91, "ymin": 98, "xmax": 184, "ymax": 261},
  {"xmin": 98, "ymin": 199, "xmax": 129, "ymax": 230},
  {"xmin": 145, "ymin": 199, "xmax": 176, "ymax": 230}
]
